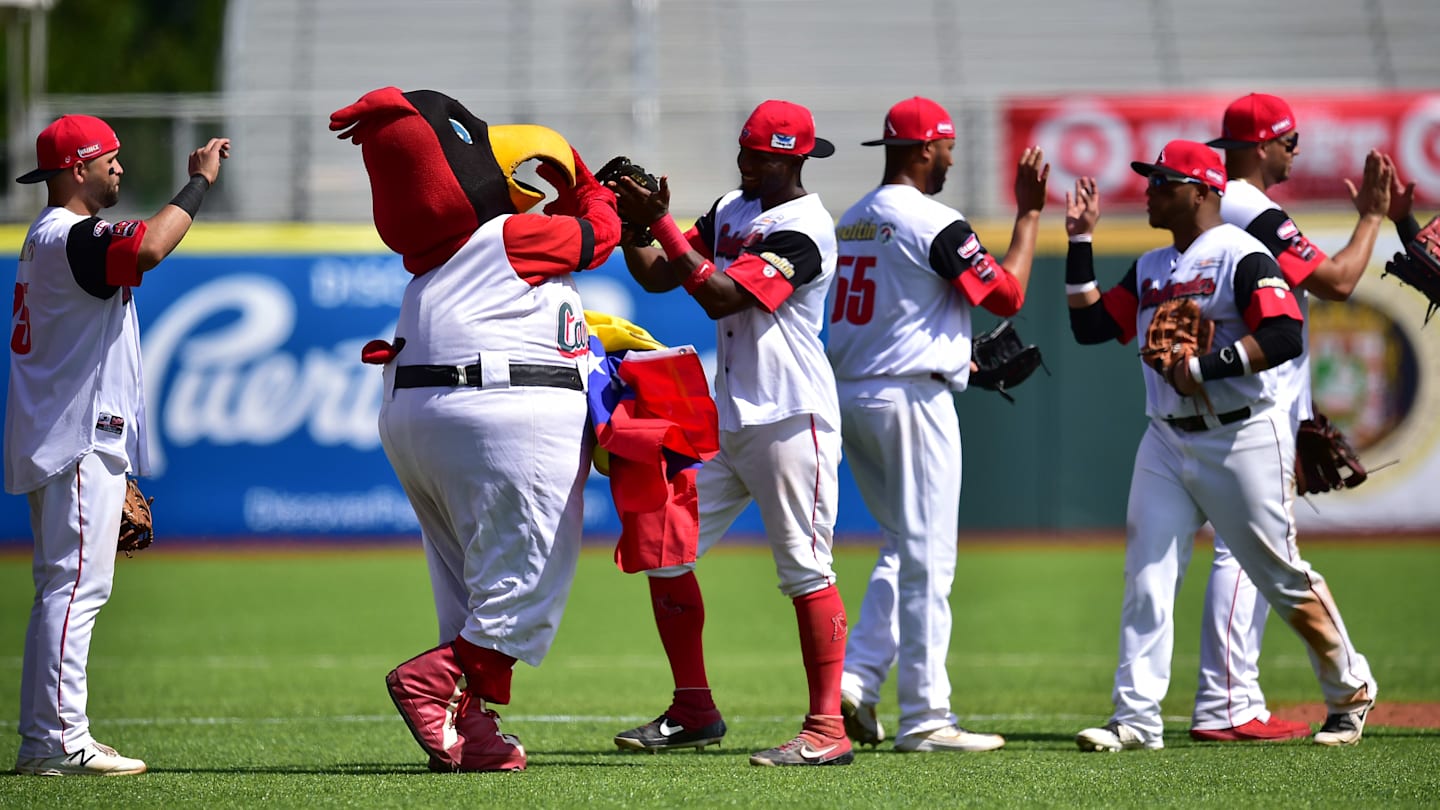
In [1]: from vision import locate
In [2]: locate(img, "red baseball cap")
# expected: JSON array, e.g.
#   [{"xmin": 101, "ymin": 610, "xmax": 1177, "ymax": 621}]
[
  {"xmin": 862, "ymin": 96, "xmax": 955, "ymax": 146},
  {"xmin": 1130, "ymin": 140, "xmax": 1227, "ymax": 193},
  {"xmin": 15, "ymin": 115, "xmax": 121, "ymax": 184},
  {"xmin": 1206, "ymin": 93, "xmax": 1296, "ymax": 149},
  {"xmin": 739, "ymin": 100, "xmax": 834, "ymax": 159}
]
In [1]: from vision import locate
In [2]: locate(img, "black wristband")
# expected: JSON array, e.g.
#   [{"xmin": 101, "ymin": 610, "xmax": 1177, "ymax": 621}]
[
  {"xmin": 169, "ymin": 174, "xmax": 210, "ymax": 218},
  {"xmin": 1197, "ymin": 343, "xmax": 1249, "ymax": 381},
  {"xmin": 1066, "ymin": 240, "xmax": 1096, "ymax": 286}
]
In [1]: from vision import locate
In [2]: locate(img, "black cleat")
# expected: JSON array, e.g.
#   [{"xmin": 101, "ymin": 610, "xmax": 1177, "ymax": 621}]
[{"xmin": 614, "ymin": 713, "xmax": 727, "ymax": 752}]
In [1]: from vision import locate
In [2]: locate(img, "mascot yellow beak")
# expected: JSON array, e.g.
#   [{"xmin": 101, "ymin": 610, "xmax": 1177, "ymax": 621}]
[{"xmin": 489, "ymin": 124, "xmax": 575, "ymax": 213}]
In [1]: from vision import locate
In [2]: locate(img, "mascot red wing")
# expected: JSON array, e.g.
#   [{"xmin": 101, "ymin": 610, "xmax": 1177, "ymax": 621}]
[{"xmin": 332, "ymin": 87, "xmax": 620, "ymax": 773}]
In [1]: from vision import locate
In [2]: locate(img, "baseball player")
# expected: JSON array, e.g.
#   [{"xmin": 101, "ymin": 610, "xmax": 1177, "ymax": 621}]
[
  {"xmin": 1191, "ymin": 93, "xmax": 1394, "ymax": 743},
  {"xmin": 827, "ymin": 96, "xmax": 1048, "ymax": 753},
  {"xmin": 1065, "ymin": 140, "xmax": 1376, "ymax": 752},
  {"xmin": 7, "ymin": 115, "xmax": 229, "ymax": 775},
  {"xmin": 331, "ymin": 88, "xmax": 620, "ymax": 772},
  {"xmin": 606, "ymin": 100, "xmax": 852, "ymax": 767}
]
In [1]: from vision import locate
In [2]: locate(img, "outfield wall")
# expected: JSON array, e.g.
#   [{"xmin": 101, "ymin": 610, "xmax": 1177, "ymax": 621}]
[{"xmin": 1, "ymin": 222, "xmax": 1436, "ymax": 544}]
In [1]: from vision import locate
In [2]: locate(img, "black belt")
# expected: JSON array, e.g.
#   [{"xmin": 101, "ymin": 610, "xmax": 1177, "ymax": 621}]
[
  {"xmin": 1164, "ymin": 407, "xmax": 1251, "ymax": 433},
  {"xmin": 394, "ymin": 361, "xmax": 583, "ymax": 391}
]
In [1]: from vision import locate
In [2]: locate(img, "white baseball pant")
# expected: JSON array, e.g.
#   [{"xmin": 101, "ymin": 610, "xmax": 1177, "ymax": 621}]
[
  {"xmin": 1111, "ymin": 407, "xmax": 1375, "ymax": 745},
  {"xmin": 18, "ymin": 451, "xmax": 127, "ymax": 759},
  {"xmin": 835, "ymin": 375, "xmax": 963, "ymax": 739}
]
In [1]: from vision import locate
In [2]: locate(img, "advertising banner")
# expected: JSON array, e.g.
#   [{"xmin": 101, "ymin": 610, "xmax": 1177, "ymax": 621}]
[
  {"xmin": 1002, "ymin": 92, "xmax": 1440, "ymax": 208},
  {"xmin": 0, "ymin": 250, "xmax": 878, "ymax": 543}
]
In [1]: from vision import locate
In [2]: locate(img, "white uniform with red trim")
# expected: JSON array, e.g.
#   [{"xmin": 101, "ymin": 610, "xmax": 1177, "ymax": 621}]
[
  {"xmin": 1095, "ymin": 223, "xmax": 1373, "ymax": 746},
  {"xmin": 6, "ymin": 206, "xmax": 150, "ymax": 760},
  {"xmin": 826, "ymin": 184, "xmax": 1022, "ymax": 739},
  {"xmin": 376, "ymin": 213, "xmax": 595, "ymax": 666},
  {"xmin": 646, "ymin": 190, "xmax": 840, "ymax": 597},
  {"xmin": 1193, "ymin": 178, "xmax": 1330, "ymax": 732}
]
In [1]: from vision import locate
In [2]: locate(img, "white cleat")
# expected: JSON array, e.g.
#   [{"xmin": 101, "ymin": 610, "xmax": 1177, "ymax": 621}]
[
  {"xmin": 1076, "ymin": 721, "xmax": 1163, "ymax": 752},
  {"xmin": 1313, "ymin": 705, "xmax": 1370, "ymax": 747},
  {"xmin": 15, "ymin": 741, "xmax": 147, "ymax": 776},
  {"xmin": 896, "ymin": 724, "xmax": 1006, "ymax": 752}
]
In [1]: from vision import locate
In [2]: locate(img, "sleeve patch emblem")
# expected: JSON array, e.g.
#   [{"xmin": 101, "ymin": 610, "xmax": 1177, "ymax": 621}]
[{"xmin": 759, "ymin": 251, "xmax": 795, "ymax": 279}]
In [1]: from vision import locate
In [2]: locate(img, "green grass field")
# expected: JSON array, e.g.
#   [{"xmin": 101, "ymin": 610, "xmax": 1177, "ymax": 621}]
[{"xmin": 0, "ymin": 540, "xmax": 1436, "ymax": 808}]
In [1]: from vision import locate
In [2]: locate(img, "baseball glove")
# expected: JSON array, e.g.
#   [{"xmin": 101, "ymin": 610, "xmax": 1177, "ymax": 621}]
[
  {"xmin": 1294, "ymin": 411, "xmax": 1368, "ymax": 495},
  {"xmin": 117, "ymin": 478, "xmax": 155, "ymax": 555},
  {"xmin": 1382, "ymin": 215, "xmax": 1440, "ymax": 325},
  {"xmin": 595, "ymin": 156, "xmax": 661, "ymax": 247},
  {"xmin": 1142, "ymin": 297, "xmax": 1214, "ymax": 393},
  {"xmin": 969, "ymin": 319, "xmax": 1049, "ymax": 403}
]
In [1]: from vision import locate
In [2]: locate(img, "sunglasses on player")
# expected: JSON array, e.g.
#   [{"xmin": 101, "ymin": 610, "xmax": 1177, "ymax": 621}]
[
  {"xmin": 1271, "ymin": 133, "xmax": 1300, "ymax": 153},
  {"xmin": 1147, "ymin": 173, "xmax": 1207, "ymax": 189}
]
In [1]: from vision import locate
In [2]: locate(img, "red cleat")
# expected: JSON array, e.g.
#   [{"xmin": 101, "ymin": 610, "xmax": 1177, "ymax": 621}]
[
  {"xmin": 386, "ymin": 645, "xmax": 464, "ymax": 768},
  {"xmin": 1190, "ymin": 716, "xmax": 1312, "ymax": 742}
]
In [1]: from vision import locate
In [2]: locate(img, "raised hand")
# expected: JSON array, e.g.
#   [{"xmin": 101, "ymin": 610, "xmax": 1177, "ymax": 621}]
[
  {"xmin": 1014, "ymin": 147, "xmax": 1050, "ymax": 215},
  {"xmin": 187, "ymin": 138, "xmax": 230, "ymax": 185},
  {"xmin": 1065, "ymin": 176, "xmax": 1100, "ymax": 237},
  {"xmin": 1342, "ymin": 149, "xmax": 1392, "ymax": 219},
  {"xmin": 1384, "ymin": 155, "xmax": 1416, "ymax": 224}
]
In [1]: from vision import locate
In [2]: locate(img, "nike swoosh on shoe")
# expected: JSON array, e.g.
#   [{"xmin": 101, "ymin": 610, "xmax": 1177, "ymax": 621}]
[
  {"xmin": 659, "ymin": 720, "xmax": 686, "ymax": 737},
  {"xmin": 799, "ymin": 744, "xmax": 838, "ymax": 760}
]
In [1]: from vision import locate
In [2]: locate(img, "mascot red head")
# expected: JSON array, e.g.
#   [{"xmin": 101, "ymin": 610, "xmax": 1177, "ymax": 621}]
[{"xmin": 330, "ymin": 86, "xmax": 577, "ymax": 274}]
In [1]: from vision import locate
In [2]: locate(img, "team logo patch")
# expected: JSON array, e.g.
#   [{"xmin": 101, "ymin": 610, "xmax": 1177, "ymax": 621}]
[
  {"xmin": 95, "ymin": 413, "xmax": 126, "ymax": 436},
  {"xmin": 93, "ymin": 220, "xmax": 111, "ymax": 237},
  {"xmin": 76, "ymin": 142, "xmax": 103, "ymax": 160},
  {"xmin": 958, "ymin": 233, "xmax": 982, "ymax": 260},
  {"xmin": 1277, "ymin": 219, "xmax": 1299, "ymax": 240},
  {"xmin": 770, "ymin": 133, "xmax": 797, "ymax": 151},
  {"xmin": 1290, "ymin": 236, "xmax": 1317, "ymax": 261},
  {"xmin": 1204, "ymin": 168, "xmax": 1225, "ymax": 185},
  {"xmin": 759, "ymin": 251, "xmax": 795, "ymax": 279},
  {"xmin": 937, "ymin": 121, "xmax": 955, "ymax": 136},
  {"xmin": 877, "ymin": 223, "xmax": 895, "ymax": 244},
  {"xmin": 112, "ymin": 220, "xmax": 141, "ymax": 238},
  {"xmin": 20, "ymin": 240, "xmax": 35, "ymax": 261}
]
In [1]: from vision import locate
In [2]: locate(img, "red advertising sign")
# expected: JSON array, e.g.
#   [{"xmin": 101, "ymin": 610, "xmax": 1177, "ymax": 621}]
[{"xmin": 1003, "ymin": 93, "xmax": 1440, "ymax": 207}]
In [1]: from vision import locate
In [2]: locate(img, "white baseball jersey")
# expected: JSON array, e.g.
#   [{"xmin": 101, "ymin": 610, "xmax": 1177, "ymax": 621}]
[
  {"xmin": 828, "ymin": 184, "xmax": 1014, "ymax": 389},
  {"xmin": 689, "ymin": 190, "xmax": 839, "ymax": 432},
  {"xmin": 1220, "ymin": 179, "xmax": 1324, "ymax": 421},
  {"xmin": 7, "ymin": 206, "xmax": 150, "ymax": 494},
  {"xmin": 1102, "ymin": 224, "xmax": 1298, "ymax": 420}
]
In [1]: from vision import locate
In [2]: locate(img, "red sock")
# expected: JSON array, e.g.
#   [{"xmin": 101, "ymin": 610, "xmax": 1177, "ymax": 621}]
[
  {"xmin": 452, "ymin": 636, "xmax": 516, "ymax": 705},
  {"xmin": 793, "ymin": 584, "xmax": 847, "ymax": 717},
  {"xmin": 648, "ymin": 573, "xmax": 715, "ymax": 725}
]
